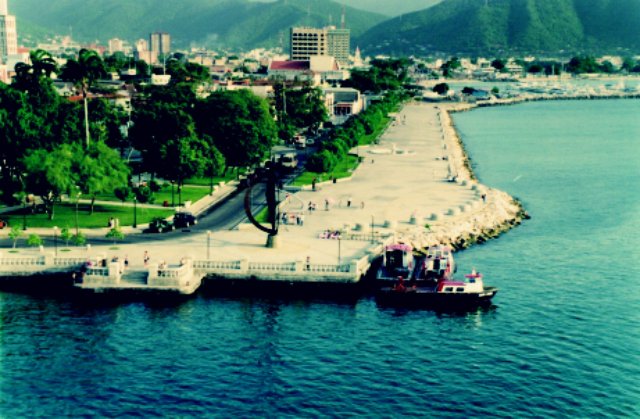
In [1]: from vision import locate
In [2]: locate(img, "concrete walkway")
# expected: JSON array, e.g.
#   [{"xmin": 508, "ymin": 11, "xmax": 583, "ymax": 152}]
[{"xmin": 3, "ymin": 102, "xmax": 495, "ymax": 270}]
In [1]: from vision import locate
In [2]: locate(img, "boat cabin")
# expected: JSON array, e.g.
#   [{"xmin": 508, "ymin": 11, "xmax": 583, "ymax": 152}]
[{"xmin": 382, "ymin": 243, "xmax": 413, "ymax": 278}]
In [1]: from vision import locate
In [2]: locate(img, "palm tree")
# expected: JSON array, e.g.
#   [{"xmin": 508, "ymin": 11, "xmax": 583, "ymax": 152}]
[
  {"xmin": 13, "ymin": 49, "xmax": 58, "ymax": 93},
  {"xmin": 60, "ymin": 49, "xmax": 106, "ymax": 147}
]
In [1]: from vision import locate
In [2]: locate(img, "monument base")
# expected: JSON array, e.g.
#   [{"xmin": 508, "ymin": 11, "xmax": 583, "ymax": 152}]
[{"xmin": 266, "ymin": 234, "xmax": 280, "ymax": 248}]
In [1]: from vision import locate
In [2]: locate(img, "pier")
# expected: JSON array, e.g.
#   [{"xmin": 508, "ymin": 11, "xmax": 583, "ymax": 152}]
[{"xmin": 0, "ymin": 102, "xmax": 525, "ymax": 295}]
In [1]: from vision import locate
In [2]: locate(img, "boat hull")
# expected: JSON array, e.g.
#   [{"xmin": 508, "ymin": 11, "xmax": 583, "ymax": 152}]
[{"xmin": 375, "ymin": 286, "xmax": 498, "ymax": 310}]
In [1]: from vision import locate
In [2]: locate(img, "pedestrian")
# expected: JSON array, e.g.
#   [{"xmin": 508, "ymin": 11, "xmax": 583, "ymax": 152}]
[
  {"xmin": 306, "ymin": 256, "xmax": 310, "ymax": 271},
  {"xmin": 312, "ymin": 177, "xmax": 317, "ymax": 191},
  {"xmin": 143, "ymin": 250, "xmax": 150, "ymax": 266},
  {"xmin": 482, "ymin": 193, "xmax": 487, "ymax": 203},
  {"xmin": 347, "ymin": 197, "xmax": 352, "ymax": 207},
  {"xmin": 325, "ymin": 199, "xmax": 330, "ymax": 211},
  {"xmin": 299, "ymin": 213, "xmax": 305, "ymax": 226},
  {"xmin": 124, "ymin": 255, "xmax": 129, "ymax": 269},
  {"xmin": 361, "ymin": 201, "xmax": 365, "ymax": 209}
]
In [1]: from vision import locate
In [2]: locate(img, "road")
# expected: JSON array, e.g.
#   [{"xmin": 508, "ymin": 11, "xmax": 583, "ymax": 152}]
[{"xmin": 0, "ymin": 144, "xmax": 312, "ymax": 248}]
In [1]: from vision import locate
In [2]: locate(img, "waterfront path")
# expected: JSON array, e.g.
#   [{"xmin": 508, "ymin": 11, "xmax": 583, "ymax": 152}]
[{"xmin": 0, "ymin": 102, "xmax": 523, "ymax": 283}]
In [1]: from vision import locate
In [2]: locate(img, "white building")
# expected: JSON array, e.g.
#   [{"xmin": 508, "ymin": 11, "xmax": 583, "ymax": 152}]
[
  {"xmin": 108, "ymin": 38, "xmax": 125, "ymax": 54},
  {"xmin": 0, "ymin": 0, "xmax": 18, "ymax": 64}
]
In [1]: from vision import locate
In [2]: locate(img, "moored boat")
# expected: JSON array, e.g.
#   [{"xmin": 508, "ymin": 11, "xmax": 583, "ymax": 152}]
[
  {"xmin": 375, "ymin": 243, "xmax": 417, "ymax": 284},
  {"xmin": 375, "ymin": 270, "xmax": 498, "ymax": 309}
]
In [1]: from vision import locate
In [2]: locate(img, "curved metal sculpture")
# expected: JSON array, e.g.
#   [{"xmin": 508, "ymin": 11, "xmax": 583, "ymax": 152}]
[{"xmin": 243, "ymin": 163, "xmax": 279, "ymax": 246}]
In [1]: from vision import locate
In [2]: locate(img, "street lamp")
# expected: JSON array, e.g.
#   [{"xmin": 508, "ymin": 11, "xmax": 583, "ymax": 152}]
[
  {"xmin": 371, "ymin": 216, "xmax": 375, "ymax": 243},
  {"xmin": 53, "ymin": 226, "xmax": 58, "ymax": 257},
  {"xmin": 75, "ymin": 192, "xmax": 82, "ymax": 236},
  {"xmin": 171, "ymin": 180, "xmax": 175, "ymax": 207},
  {"xmin": 22, "ymin": 196, "xmax": 27, "ymax": 231},
  {"xmin": 133, "ymin": 196, "xmax": 137, "ymax": 228},
  {"xmin": 207, "ymin": 230, "xmax": 211, "ymax": 259}
]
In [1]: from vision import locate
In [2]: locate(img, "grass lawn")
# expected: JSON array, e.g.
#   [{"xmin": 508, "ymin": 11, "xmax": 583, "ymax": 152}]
[
  {"xmin": 359, "ymin": 116, "xmax": 391, "ymax": 145},
  {"xmin": 94, "ymin": 184, "xmax": 211, "ymax": 207},
  {"xmin": 293, "ymin": 154, "xmax": 360, "ymax": 186},
  {"xmin": 184, "ymin": 170, "xmax": 240, "ymax": 186},
  {"xmin": 1, "ymin": 203, "xmax": 174, "ymax": 229}
]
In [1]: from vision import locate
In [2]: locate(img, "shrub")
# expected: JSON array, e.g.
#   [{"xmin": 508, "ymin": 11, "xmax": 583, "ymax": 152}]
[
  {"xmin": 307, "ymin": 150, "xmax": 337, "ymax": 173},
  {"xmin": 27, "ymin": 234, "xmax": 42, "ymax": 247},
  {"xmin": 72, "ymin": 232, "xmax": 87, "ymax": 247}
]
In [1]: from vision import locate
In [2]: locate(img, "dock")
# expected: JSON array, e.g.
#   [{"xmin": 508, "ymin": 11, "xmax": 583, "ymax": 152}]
[{"xmin": 0, "ymin": 102, "xmax": 525, "ymax": 296}]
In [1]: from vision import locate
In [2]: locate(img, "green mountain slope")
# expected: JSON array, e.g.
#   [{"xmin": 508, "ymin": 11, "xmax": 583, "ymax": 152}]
[
  {"xmin": 358, "ymin": 0, "xmax": 640, "ymax": 55},
  {"xmin": 11, "ymin": 0, "xmax": 385, "ymax": 50}
]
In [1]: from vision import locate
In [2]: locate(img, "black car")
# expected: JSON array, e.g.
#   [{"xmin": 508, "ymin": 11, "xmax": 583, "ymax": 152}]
[
  {"xmin": 146, "ymin": 217, "xmax": 175, "ymax": 233},
  {"xmin": 173, "ymin": 212, "xmax": 198, "ymax": 228}
]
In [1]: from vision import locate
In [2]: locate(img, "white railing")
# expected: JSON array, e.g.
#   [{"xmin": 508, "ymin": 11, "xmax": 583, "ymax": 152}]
[
  {"xmin": 157, "ymin": 264, "xmax": 189, "ymax": 279},
  {"xmin": 248, "ymin": 262, "xmax": 296, "ymax": 272},
  {"xmin": 193, "ymin": 260, "xmax": 241, "ymax": 271},
  {"xmin": 85, "ymin": 267, "xmax": 109, "ymax": 277},
  {"xmin": 54, "ymin": 257, "xmax": 87, "ymax": 267},
  {"xmin": 307, "ymin": 264, "xmax": 351, "ymax": 273},
  {"xmin": 0, "ymin": 257, "xmax": 45, "ymax": 266}
]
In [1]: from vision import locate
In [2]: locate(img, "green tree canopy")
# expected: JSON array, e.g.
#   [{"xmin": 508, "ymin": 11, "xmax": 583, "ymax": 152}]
[{"xmin": 195, "ymin": 90, "xmax": 277, "ymax": 167}]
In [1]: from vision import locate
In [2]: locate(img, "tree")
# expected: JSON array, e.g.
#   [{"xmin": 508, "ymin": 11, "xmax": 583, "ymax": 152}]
[
  {"xmin": 27, "ymin": 234, "xmax": 43, "ymax": 248},
  {"xmin": 433, "ymin": 83, "xmax": 450, "ymax": 95},
  {"xmin": 114, "ymin": 186, "xmax": 133, "ymax": 203},
  {"xmin": 130, "ymin": 104, "xmax": 196, "ymax": 177},
  {"xmin": 9, "ymin": 226, "xmax": 23, "ymax": 249},
  {"xmin": 22, "ymin": 144, "xmax": 77, "ymax": 220},
  {"xmin": 491, "ymin": 59, "xmax": 506, "ymax": 71},
  {"xmin": 281, "ymin": 87, "xmax": 328, "ymax": 135},
  {"xmin": 60, "ymin": 49, "xmax": 106, "ymax": 147},
  {"xmin": 72, "ymin": 232, "xmax": 86, "ymax": 247},
  {"xmin": 195, "ymin": 90, "xmax": 277, "ymax": 167},
  {"xmin": 155, "ymin": 134, "xmax": 211, "ymax": 201},
  {"xmin": 60, "ymin": 227, "xmax": 72, "ymax": 247},
  {"xmin": 13, "ymin": 49, "xmax": 59, "ymax": 95},
  {"xmin": 74, "ymin": 141, "xmax": 130, "ymax": 214},
  {"xmin": 106, "ymin": 227, "xmax": 125, "ymax": 245}
]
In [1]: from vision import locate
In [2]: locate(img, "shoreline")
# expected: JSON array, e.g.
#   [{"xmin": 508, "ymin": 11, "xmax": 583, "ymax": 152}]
[
  {"xmin": 423, "ymin": 91, "xmax": 637, "ymax": 251},
  {"xmin": 401, "ymin": 101, "xmax": 528, "ymax": 252}
]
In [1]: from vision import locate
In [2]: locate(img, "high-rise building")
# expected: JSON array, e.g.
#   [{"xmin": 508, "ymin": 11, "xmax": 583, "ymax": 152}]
[
  {"xmin": 290, "ymin": 26, "xmax": 350, "ymax": 67},
  {"xmin": 326, "ymin": 28, "xmax": 350, "ymax": 67},
  {"xmin": 0, "ymin": 0, "xmax": 18, "ymax": 65},
  {"xmin": 150, "ymin": 32, "xmax": 171, "ymax": 55},
  {"xmin": 108, "ymin": 38, "xmax": 124, "ymax": 54}
]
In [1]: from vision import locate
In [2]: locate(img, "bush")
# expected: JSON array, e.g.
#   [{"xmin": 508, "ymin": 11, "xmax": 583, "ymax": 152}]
[
  {"xmin": 149, "ymin": 180, "xmax": 161, "ymax": 192},
  {"xmin": 307, "ymin": 150, "xmax": 337, "ymax": 173},
  {"xmin": 27, "ymin": 234, "xmax": 42, "ymax": 247},
  {"xmin": 72, "ymin": 232, "xmax": 86, "ymax": 247},
  {"xmin": 106, "ymin": 227, "xmax": 125, "ymax": 244}
]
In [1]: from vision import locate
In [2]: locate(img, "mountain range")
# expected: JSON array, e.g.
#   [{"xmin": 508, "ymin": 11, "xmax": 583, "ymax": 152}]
[
  {"xmin": 11, "ymin": 0, "xmax": 640, "ymax": 55},
  {"xmin": 11, "ymin": 0, "xmax": 385, "ymax": 50},
  {"xmin": 359, "ymin": 0, "xmax": 640, "ymax": 55}
]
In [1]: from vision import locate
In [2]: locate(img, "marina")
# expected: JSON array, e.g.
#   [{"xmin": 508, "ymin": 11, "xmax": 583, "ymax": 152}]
[{"xmin": 0, "ymin": 101, "xmax": 525, "ymax": 299}]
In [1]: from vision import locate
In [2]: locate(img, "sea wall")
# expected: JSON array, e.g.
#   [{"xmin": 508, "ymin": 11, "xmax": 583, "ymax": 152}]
[{"xmin": 392, "ymin": 101, "xmax": 528, "ymax": 252}]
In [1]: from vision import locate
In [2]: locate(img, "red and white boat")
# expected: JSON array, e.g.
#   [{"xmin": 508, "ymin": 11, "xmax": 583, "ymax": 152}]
[{"xmin": 375, "ymin": 269, "xmax": 498, "ymax": 309}]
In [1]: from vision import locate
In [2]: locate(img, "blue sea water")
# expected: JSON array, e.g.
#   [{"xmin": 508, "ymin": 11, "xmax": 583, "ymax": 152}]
[{"xmin": 1, "ymin": 100, "xmax": 639, "ymax": 417}]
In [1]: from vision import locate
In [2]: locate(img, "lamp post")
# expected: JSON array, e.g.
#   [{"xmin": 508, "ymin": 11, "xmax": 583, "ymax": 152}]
[
  {"xmin": 22, "ymin": 197, "xmax": 27, "ymax": 231},
  {"xmin": 75, "ymin": 192, "xmax": 82, "ymax": 236},
  {"xmin": 371, "ymin": 216, "xmax": 375, "ymax": 243},
  {"xmin": 133, "ymin": 196, "xmax": 137, "ymax": 228},
  {"xmin": 207, "ymin": 230, "xmax": 211, "ymax": 259},
  {"xmin": 171, "ymin": 180, "xmax": 175, "ymax": 207},
  {"xmin": 53, "ymin": 226, "xmax": 58, "ymax": 257}
]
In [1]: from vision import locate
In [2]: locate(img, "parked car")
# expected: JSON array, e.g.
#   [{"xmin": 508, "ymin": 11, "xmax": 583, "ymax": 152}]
[
  {"xmin": 146, "ymin": 217, "xmax": 175, "ymax": 233},
  {"xmin": 173, "ymin": 212, "xmax": 198, "ymax": 228}
]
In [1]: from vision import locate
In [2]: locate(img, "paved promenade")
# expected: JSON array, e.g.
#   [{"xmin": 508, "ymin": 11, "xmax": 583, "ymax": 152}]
[{"xmin": 1, "ymin": 102, "xmax": 521, "ymax": 276}]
